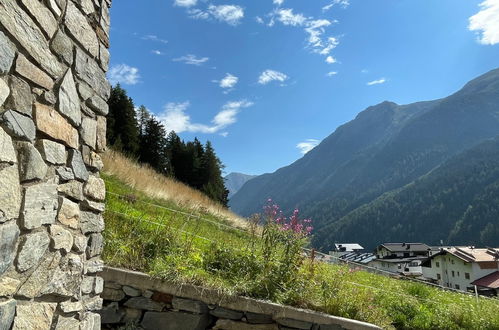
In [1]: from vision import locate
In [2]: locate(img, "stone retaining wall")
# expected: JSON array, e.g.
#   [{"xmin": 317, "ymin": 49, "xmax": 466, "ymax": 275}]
[
  {"xmin": 100, "ymin": 267, "xmax": 381, "ymax": 330},
  {"xmin": 0, "ymin": 0, "xmax": 111, "ymax": 328}
]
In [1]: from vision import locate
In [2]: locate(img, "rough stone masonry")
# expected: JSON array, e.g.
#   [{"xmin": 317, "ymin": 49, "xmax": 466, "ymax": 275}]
[{"xmin": 0, "ymin": 0, "xmax": 111, "ymax": 328}]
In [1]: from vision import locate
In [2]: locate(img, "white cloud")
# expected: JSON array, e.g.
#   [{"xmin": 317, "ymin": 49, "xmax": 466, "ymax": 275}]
[
  {"xmin": 159, "ymin": 100, "xmax": 253, "ymax": 134},
  {"xmin": 152, "ymin": 50, "xmax": 163, "ymax": 55},
  {"xmin": 273, "ymin": 0, "xmax": 284, "ymax": 5},
  {"xmin": 322, "ymin": 0, "xmax": 350, "ymax": 12},
  {"xmin": 258, "ymin": 70, "xmax": 289, "ymax": 85},
  {"xmin": 469, "ymin": 0, "xmax": 499, "ymax": 45},
  {"xmin": 173, "ymin": 54, "xmax": 209, "ymax": 66},
  {"xmin": 361, "ymin": 69, "xmax": 369, "ymax": 74},
  {"xmin": 108, "ymin": 64, "xmax": 140, "ymax": 85},
  {"xmin": 188, "ymin": 8, "xmax": 210, "ymax": 20},
  {"xmin": 142, "ymin": 35, "xmax": 168, "ymax": 44},
  {"xmin": 275, "ymin": 8, "xmax": 307, "ymax": 26},
  {"xmin": 256, "ymin": 16, "xmax": 264, "ymax": 24},
  {"xmin": 326, "ymin": 71, "xmax": 338, "ymax": 76},
  {"xmin": 297, "ymin": 139, "xmax": 320, "ymax": 154},
  {"xmin": 174, "ymin": 0, "xmax": 197, "ymax": 7},
  {"xmin": 325, "ymin": 56, "xmax": 337, "ymax": 64},
  {"xmin": 367, "ymin": 78, "xmax": 387, "ymax": 86},
  {"xmin": 305, "ymin": 20, "xmax": 339, "ymax": 55},
  {"xmin": 220, "ymin": 132, "xmax": 229, "ymax": 137},
  {"xmin": 216, "ymin": 73, "xmax": 239, "ymax": 90},
  {"xmin": 208, "ymin": 5, "xmax": 244, "ymax": 26}
]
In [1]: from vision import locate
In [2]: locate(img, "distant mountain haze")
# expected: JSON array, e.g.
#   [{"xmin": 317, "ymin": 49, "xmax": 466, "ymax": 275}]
[
  {"xmin": 225, "ymin": 172, "xmax": 258, "ymax": 199},
  {"xmin": 230, "ymin": 68, "xmax": 499, "ymax": 250}
]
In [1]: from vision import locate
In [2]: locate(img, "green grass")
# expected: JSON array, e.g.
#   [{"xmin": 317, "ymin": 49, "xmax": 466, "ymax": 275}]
[{"xmin": 102, "ymin": 173, "xmax": 499, "ymax": 330}]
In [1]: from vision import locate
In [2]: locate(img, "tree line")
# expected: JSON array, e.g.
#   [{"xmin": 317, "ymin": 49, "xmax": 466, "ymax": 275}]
[{"xmin": 106, "ymin": 84, "xmax": 229, "ymax": 206}]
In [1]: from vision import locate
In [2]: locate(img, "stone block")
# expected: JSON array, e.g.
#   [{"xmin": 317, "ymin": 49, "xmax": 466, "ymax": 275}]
[
  {"xmin": 82, "ymin": 276, "xmax": 95, "ymax": 294},
  {"xmin": 151, "ymin": 292, "xmax": 173, "ymax": 304},
  {"xmin": 80, "ymin": 312, "xmax": 101, "ymax": 330},
  {"xmin": 0, "ymin": 222, "xmax": 20, "ymax": 276},
  {"xmin": 246, "ymin": 312, "xmax": 274, "ymax": 324},
  {"xmin": 16, "ymin": 141, "xmax": 48, "ymax": 182},
  {"xmin": 54, "ymin": 315, "xmax": 80, "ymax": 330},
  {"xmin": 50, "ymin": 31, "xmax": 74, "ymax": 65},
  {"xmin": 99, "ymin": 302, "xmax": 125, "ymax": 324},
  {"xmin": 82, "ymin": 199, "xmax": 105, "ymax": 212},
  {"xmin": 50, "ymin": 224, "xmax": 74, "ymax": 253},
  {"xmin": 58, "ymin": 70, "xmax": 81, "ymax": 126},
  {"xmin": 87, "ymin": 94, "xmax": 109, "ymax": 116},
  {"xmin": 59, "ymin": 300, "xmax": 83, "ymax": 313},
  {"xmin": 84, "ymin": 176, "xmax": 105, "ymax": 201},
  {"xmin": 65, "ymin": 2, "xmax": 99, "ymax": 57},
  {"xmin": 123, "ymin": 308, "xmax": 143, "ymax": 323},
  {"xmin": 124, "ymin": 297, "xmax": 164, "ymax": 311},
  {"xmin": 16, "ymin": 251, "xmax": 61, "ymax": 298},
  {"xmin": 172, "ymin": 297, "xmax": 208, "ymax": 314},
  {"xmin": 0, "ymin": 78, "xmax": 9, "ymax": 107},
  {"xmin": 100, "ymin": 43, "xmax": 110, "ymax": 71},
  {"xmin": 0, "ymin": 31, "xmax": 15, "ymax": 75},
  {"xmin": 81, "ymin": 117, "xmax": 97, "ymax": 148},
  {"xmin": 16, "ymin": 231, "xmax": 50, "ymax": 272},
  {"xmin": 12, "ymin": 302, "xmax": 57, "ymax": 330},
  {"xmin": 82, "ymin": 145, "xmax": 104, "ymax": 170},
  {"xmin": 123, "ymin": 285, "xmax": 142, "ymax": 297},
  {"xmin": 0, "ymin": 165, "xmax": 21, "ymax": 222},
  {"xmin": 80, "ymin": 211, "xmax": 104, "ymax": 234},
  {"xmin": 37, "ymin": 139, "xmax": 66, "ymax": 165},
  {"xmin": 142, "ymin": 311, "xmax": 211, "ymax": 330},
  {"xmin": 56, "ymin": 166, "xmax": 75, "ymax": 181},
  {"xmin": 0, "ymin": 300, "xmax": 16, "ymax": 330},
  {"xmin": 1, "ymin": 110, "xmax": 36, "ymax": 142},
  {"xmin": 58, "ymin": 180, "xmax": 84, "ymax": 201},
  {"xmin": 47, "ymin": 0, "xmax": 62, "ymax": 18},
  {"xmin": 0, "ymin": 277, "xmax": 20, "ymax": 297},
  {"xmin": 213, "ymin": 319, "xmax": 279, "ymax": 330},
  {"xmin": 57, "ymin": 197, "xmax": 80, "ymax": 229},
  {"xmin": 0, "ymin": 126, "xmax": 17, "ymax": 164},
  {"xmin": 77, "ymin": 82, "xmax": 94, "ymax": 101},
  {"xmin": 5, "ymin": 75, "xmax": 32, "ymax": 116},
  {"xmin": 69, "ymin": 149, "xmax": 89, "ymax": 182},
  {"xmin": 101, "ymin": 287, "xmax": 125, "ymax": 302},
  {"xmin": 41, "ymin": 90, "xmax": 56, "ymax": 105},
  {"xmin": 83, "ymin": 296, "xmax": 103, "ymax": 311},
  {"xmin": 35, "ymin": 103, "xmax": 79, "ymax": 149},
  {"xmin": 276, "ymin": 318, "xmax": 313, "ymax": 329},
  {"xmin": 96, "ymin": 116, "xmax": 106, "ymax": 152},
  {"xmin": 95, "ymin": 276, "xmax": 104, "ymax": 294},
  {"xmin": 73, "ymin": 235, "xmax": 88, "ymax": 254},
  {"xmin": 75, "ymin": 48, "xmax": 110, "ymax": 99},
  {"xmin": 15, "ymin": 54, "xmax": 55, "ymax": 90},
  {"xmin": 210, "ymin": 307, "xmax": 244, "ymax": 320},
  {"xmin": 21, "ymin": 183, "xmax": 58, "ymax": 230},
  {"xmin": 19, "ymin": 0, "xmax": 58, "ymax": 39},
  {"xmin": 87, "ymin": 233, "xmax": 103, "ymax": 258},
  {"xmin": 85, "ymin": 258, "xmax": 104, "ymax": 274}
]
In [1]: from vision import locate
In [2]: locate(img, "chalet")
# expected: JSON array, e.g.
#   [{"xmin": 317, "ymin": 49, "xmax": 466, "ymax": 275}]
[
  {"xmin": 330, "ymin": 243, "xmax": 364, "ymax": 257},
  {"xmin": 421, "ymin": 247, "xmax": 499, "ymax": 293},
  {"xmin": 368, "ymin": 243, "xmax": 432, "ymax": 276}
]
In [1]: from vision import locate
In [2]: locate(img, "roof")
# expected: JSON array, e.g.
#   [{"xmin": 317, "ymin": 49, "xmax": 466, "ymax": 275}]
[
  {"xmin": 371, "ymin": 257, "xmax": 426, "ymax": 263},
  {"xmin": 379, "ymin": 243, "xmax": 431, "ymax": 252},
  {"xmin": 334, "ymin": 243, "xmax": 364, "ymax": 252},
  {"xmin": 440, "ymin": 247, "xmax": 499, "ymax": 263},
  {"xmin": 472, "ymin": 271, "xmax": 499, "ymax": 289},
  {"xmin": 339, "ymin": 252, "xmax": 375, "ymax": 264}
]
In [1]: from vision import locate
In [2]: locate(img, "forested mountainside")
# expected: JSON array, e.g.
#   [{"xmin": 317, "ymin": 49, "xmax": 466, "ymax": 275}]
[
  {"xmin": 225, "ymin": 172, "xmax": 258, "ymax": 199},
  {"xmin": 230, "ymin": 68, "xmax": 499, "ymax": 250}
]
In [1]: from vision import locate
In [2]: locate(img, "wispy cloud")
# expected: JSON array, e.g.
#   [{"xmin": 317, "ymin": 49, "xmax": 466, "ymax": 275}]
[
  {"xmin": 159, "ymin": 100, "xmax": 253, "ymax": 134},
  {"xmin": 142, "ymin": 35, "xmax": 168, "ymax": 44},
  {"xmin": 273, "ymin": 0, "xmax": 284, "ymax": 5},
  {"xmin": 469, "ymin": 0, "xmax": 499, "ymax": 45},
  {"xmin": 367, "ymin": 78, "xmax": 387, "ymax": 86},
  {"xmin": 213, "ymin": 73, "xmax": 239, "ymax": 93},
  {"xmin": 108, "ymin": 64, "xmax": 140, "ymax": 85},
  {"xmin": 274, "ymin": 8, "xmax": 307, "ymax": 26},
  {"xmin": 361, "ymin": 69, "xmax": 369, "ymax": 74},
  {"xmin": 258, "ymin": 70, "xmax": 289, "ymax": 85},
  {"xmin": 173, "ymin": 54, "xmax": 209, "ymax": 66},
  {"xmin": 189, "ymin": 5, "xmax": 244, "ymax": 25},
  {"xmin": 152, "ymin": 50, "xmax": 163, "ymax": 55},
  {"xmin": 326, "ymin": 71, "xmax": 338, "ymax": 77},
  {"xmin": 322, "ymin": 0, "xmax": 350, "ymax": 12},
  {"xmin": 174, "ymin": 0, "xmax": 197, "ymax": 7},
  {"xmin": 256, "ymin": 16, "xmax": 264, "ymax": 24},
  {"xmin": 297, "ymin": 139, "xmax": 320, "ymax": 154},
  {"xmin": 325, "ymin": 55, "xmax": 337, "ymax": 64}
]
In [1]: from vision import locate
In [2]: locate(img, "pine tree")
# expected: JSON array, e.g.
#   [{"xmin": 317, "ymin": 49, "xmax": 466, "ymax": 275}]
[
  {"xmin": 200, "ymin": 141, "xmax": 229, "ymax": 206},
  {"xmin": 139, "ymin": 116, "xmax": 168, "ymax": 174}
]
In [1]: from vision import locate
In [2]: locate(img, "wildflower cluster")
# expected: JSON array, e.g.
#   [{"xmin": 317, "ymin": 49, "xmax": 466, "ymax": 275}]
[{"xmin": 264, "ymin": 199, "xmax": 313, "ymax": 236}]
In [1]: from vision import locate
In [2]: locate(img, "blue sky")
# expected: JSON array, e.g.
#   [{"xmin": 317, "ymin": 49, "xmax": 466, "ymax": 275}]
[{"xmin": 108, "ymin": 0, "xmax": 499, "ymax": 175}]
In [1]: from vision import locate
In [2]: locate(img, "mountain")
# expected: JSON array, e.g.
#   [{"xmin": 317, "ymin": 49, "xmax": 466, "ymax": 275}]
[
  {"xmin": 230, "ymin": 68, "xmax": 499, "ymax": 250},
  {"xmin": 225, "ymin": 172, "xmax": 258, "ymax": 199}
]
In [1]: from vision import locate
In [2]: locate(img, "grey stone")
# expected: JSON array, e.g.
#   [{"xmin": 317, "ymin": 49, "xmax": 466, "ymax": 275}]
[
  {"xmin": 123, "ymin": 308, "xmax": 142, "ymax": 323},
  {"xmin": 0, "ymin": 165, "xmax": 21, "ymax": 222},
  {"xmin": 142, "ymin": 290, "xmax": 154, "ymax": 298},
  {"xmin": 34, "ymin": 103, "xmax": 79, "ymax": 148},
  {"xmin": 317, "ymin": 325, "xmax": 343, "ymax": 330},
  {"xmin": 210, "ymin": 307, "xmax": 244, "ymax": 320},
  {"xmin": 0, "ymin": 31, "xmax": 15, "ymax": 75},
  {"xmin": 58, "ymin": 180, "xmax": 84, "ymax": 201},
  {"xmin": 16, "ymin": 251, "xmax": 62, "ymax": 298},
  {"xmin": 100, "ymin": 43, "xmax": 110, "ymax": 71},
  {"xmin": 77, "ymin": 82, "xmax": 94, "ymax": 101},
  {"xmin": 101, "ymin": 287, "xmax": 126, "ymax": 302},
  {"xmin": 0, "ymin": 126, "xmax": 17, "ymax": 164},
  {"xmin": 246, "ymin": 312, "xmax": 274, "ymax": 324},
  {"xmin": 57, "ymin": 197, "xmax": 80, "ymax": 229},
  {"xmin": 81, "ymin": 117, "xmax": 97, "ymax": 148},
  {"xmin": 65, "ymin": 2, "xmax": 99, "ymax": 57},
  {"xmin": 276, "ymin": 318, "xmax": 313, "ymax": 329},
  {"xmin": 37, "ymin": 139, "xmax": 66, "ymax": 165},
  {"xmin": 75, "ymin": 48, "xmax": 110, "ymax": 99},
  {"xmin": 0, "ymin": 222, "xmax": 20, "ymax": 275},
  {"xmin": 56, "ymin": 167, "xmax": 75, "ymax": 181},
  {"xmin": 0, "ymin": 78, "xmax": 9, "ymax": 107},
  {"xmin": 105, "ymin": 281, "xmax": 123, "ymax": 290},
  {"xmin": 83, "ymin": 296, "xmax": 103, "ymax": 311},
  {"xmin": 125, "ymin": 297, "xmax": 164, "ymax": 311},
  {"xmin": 80, "ymin": 211, "xmax": 104, "ymax": 234},
  {"xmin": 58, "ymin": 70, "xmax": 81, "ymax": 126},
  {"xmin": 123, "ymin": 286, "xmax": 141, "ymax": 297},
  {"xmin": 87, "ymin": 233, "xmax": 103, "ymax": 258},
  {"xmin": 73, "ymin": 235, "xmax": 88, "ymax": 254},
  {"xmin": 16, "ymin": 231, "xmax": 50, "ymax": 272},
  {"xmin": 82, "ymin": 145, "xmax": 104, "ymax": 171},
  {"xmin": 84, "ymin": 176, "xmax": 105, "ymax": 201},
  {"xmin": 172, "ymin": 297, "xmax": 208, "ymax": 314},
  {"xmin": 15, "ymin": 54, "xmax": 55, "ymax": 90},
  {"xmin": 85, "ymin": 258, "xmax": 104, "ymax": 274},
  {"xmin": 0, "ymin": 277, "xmax": 20, "ymax": 297},
  {"xmin": 87, "ymin": 95, "xmax": 109, "ymax": 116},
  {"xmin": 82, "ymin": 199, "xmax": 105, "ymax": 212},
  {"xmin": 16, "ymin": 141, "xmax": 48, "ymax": 182},
  {"xmin": 37, "ymin": 253, "xmax": 83, "ymax": 298},
  {"xmin": 1, "ymin": 110, "xmax": 36, "ymax": 142},
  {"xmin": 95, "ymin": 276, "xmax": 104, "ymax": 294},
  {"xmin": 142, "ymin": 311, "xmax": 211, "ymax": 330},
  {"xmin": 54, "ymin": 315, "xmax": 80, "ymax": 330},
  {"xmin": 81, "ymin": 276, "xmax": 95, "ymax": 294},
  {"xmin": 96, "ymin": 116, "xmax": 106, "ymax": 152},
  {"xmin": 213, "ymin": 320, "xmax": 279, "ymax": 330},
  {"xmin": 19, "ymin": 0, "xmax": 58, "ymax": 39},
  {"xmin": 69, "ymin": 149, "xmax": 89, "ymax": 182},
  {"xmin": 100, "ymin": 302, "xmax": 125, "ymax": 324},
  {"xmin": 59, "ymin": 300, "xmax": 83, "ymax": 313},
  {"xmin": 42, "ymin": 90, "xmax": 56, "ymax": 105},
  {"xmin": 0, "ymin": 300, "xmax": 16, "ymax": 330},
  {"xmin": 12, "ymin": 302, "xmax": 57, "ymax": 330},
  {"xmin": 80, "ymin": 312, "xmax": 100, "ymax": 330},
  {"xmin": 21, "ymin": 183, "xmax": 58, "ymax": 230},
  {"xmin": 79, "ymin": 0, "xmax": 95, "ymax": 14},
  {"xmin": 4, "ymin": 76, "xmax": 32, "ymax": 116},
  {"xmin": 47, "ymin": 0, "xmax": 62, "ymax": 18},
  {"xmin": 50, "ymin": 31, "xmax": 74, "ymax": 65},
  {"xmin": 0, "ymin": 2, "xmax": 62, "ymax": 77},
  {"xmin": 50, "ymin": 224, "xmax": 74, "ymax": 253}
]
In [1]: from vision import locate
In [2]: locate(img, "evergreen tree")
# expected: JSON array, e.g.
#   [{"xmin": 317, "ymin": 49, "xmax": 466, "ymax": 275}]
[
  {"xmin": 136, "ymin": 105, "xmax": 151, "ymax": 139},
  {"xmin": 139, "ymin": 116, "xmax": 168, "ymax": 174},
  {"xmin": 200, "ymin": 141, "xmax": 229, "ymax": 206}
]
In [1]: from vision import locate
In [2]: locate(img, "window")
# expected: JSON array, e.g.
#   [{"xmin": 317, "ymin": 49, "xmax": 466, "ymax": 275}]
[
  {"xmin": 457, "ymin": 271, "xmax": 460, "ymax": 277},
  {"xmin": 451, "ymin": 259, "xmax": 455, "ymax": 265},
  {"xmin": 452, "ymin": 271, "xmax": 455, "ymax": 277},
  {"xmin": 455, "ymin": 284, "xmax": 460, "ymax": 290},
  {"xmin": 437, "ymin": 274, "xmax": 441, "ymax": 280},
  {"xmin": 436, "ymin": 261, "xmax": 440, "ymax": 268},
  {"xmin": 465, "ymin": 273, "xmax": 470, "ymax": 280},
  {"xmin": 398, "ymin": 264, "xmax": 402, "ymax": 269}
]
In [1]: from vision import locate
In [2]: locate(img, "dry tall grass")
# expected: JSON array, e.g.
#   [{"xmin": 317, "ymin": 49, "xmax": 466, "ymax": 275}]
[{"xmin": 101, "ymin": 150, "xmax": 249, "ymax": 229}]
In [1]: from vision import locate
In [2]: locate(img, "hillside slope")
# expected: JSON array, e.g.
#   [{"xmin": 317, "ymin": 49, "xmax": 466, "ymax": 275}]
[
  {"xmin": 231, "ymin": 68, "xmax": 499, "ymax": 250},
  {"xmin": 225, "ymin": 172, "xmax": 257, "ymax": 199}
]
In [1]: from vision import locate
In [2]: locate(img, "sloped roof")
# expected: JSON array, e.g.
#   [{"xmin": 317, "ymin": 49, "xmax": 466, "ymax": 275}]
[
  {"xmin": 380, "ymin": 243, "xmax": 430, "ymax": 252},
  {"xmin": 334, "ymin": 243, "xmax": 364, "ymax": 251},
  {"xmin": 472, "ymin": 271, "xmax": 499, "ymax": 289},
  {"xmin": 339, "ymin": 252, "xmax": 375, "ymax": 264},
  {"xmin": 443, "ymin": 247, "xmax": 499, "ymax": 263}
]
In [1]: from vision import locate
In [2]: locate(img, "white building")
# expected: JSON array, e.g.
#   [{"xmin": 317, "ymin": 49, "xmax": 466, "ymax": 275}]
[
  {"xmin": 421, "ymin": 247, "xmax": 499, "ymax": 292},
  {"xmin": 368, "ymin": 243, "xmax": 432, "ymax": 276}
]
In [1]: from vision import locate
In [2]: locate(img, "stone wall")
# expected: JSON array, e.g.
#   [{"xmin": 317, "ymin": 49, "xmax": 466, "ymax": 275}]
[
  {"xmin": 0, "ymin": 0, "xmax": 111, "ymax": 328},
  {"xmin": 100, "ymin": 267, "xmax": 380, "ymax": 330}
]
